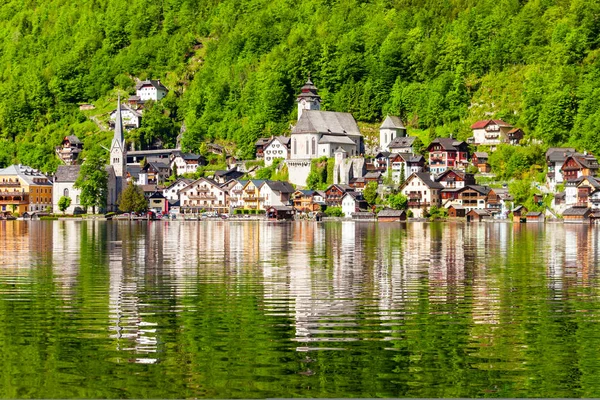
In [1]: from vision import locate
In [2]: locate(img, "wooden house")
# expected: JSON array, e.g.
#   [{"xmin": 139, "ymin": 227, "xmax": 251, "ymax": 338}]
[
  {"xmin": 324, "ymin": 184, "xmax": 353, "ymax": 207},
  {"xmin": 472, "ymin": 152, "xmax": 490, "ymax": 173},
  {"xmin": 466, "ymin": 208, "xmax": 490, "ymax": 222},
  {"xmin": 512, "ymin": 205, "xmax": 528, "ymax": 223},
  {"xmin": 447, "ymin": 204, "xmax": 466, "ymax": 218},
  {"xmin": 563, "ymin": 206, "xmax": 592, "ymax": 223},
  {"xmin": 526, "ymin": 211, "xmax": 544, "ymax": 223},
  {"xmin": 377, "ymin": 208, "xmax": 407, "ymax": 222},
  {"xmin": 266, "ymin": 205, "xmax": 295, "ymax": 220}
]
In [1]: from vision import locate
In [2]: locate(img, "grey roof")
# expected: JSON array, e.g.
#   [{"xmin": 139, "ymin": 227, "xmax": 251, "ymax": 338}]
[
  {"xmin": 474, "ymin": 152, "xmax": 488, "ymax": 158},
  {"xmin": 262, "ymin": 180, "xmax": 294, "ymax": 193},
  {"xmin": 375, "ymin": 151, "xmax": 391, "ymax": 158},
  {"xmin": 256, "ymin": 137, "xmax": 271, "ymax": 146},
  {"xmin": 512, "ymin": 205, "xmax": 527, "ymax": 212},
  {"xmin": 380, "ymin": 116, "xmax": 406, "ymax": 130},
  {"xmin": 292, "ymin": 110, "xmax": 361, "ymax": 137},
  {"xmin": 469, "ymin": 209, "xmax": 490, "ymax": 216},
  {"xmin": 414, "ymin": 172, "xmax": 444, "ymax": 189},
  {"xmin": 0, "ymin": 164, "xmax": 52, "ymax": 185},
  {"xmin": 128, "ymin": 149, "xmax": 178, "ymax": 157},
  {"xmin": 55, "ymin": 165, "xmax": 81, "ymax": 182},
  {"xmin": 295, "ymin": 189, "xmax": 316, "ymax": 196},
  {"xmin": 267, "ymin": 205, "xmax": 294, "ymax": 211},
  {"xmin": 266, "ymin": 136, "xmax": 291, "ymax": 147},
  {"xmin": 377, "ymin": 208, "xmax": 406, "ymax": 217},
  {"xmin": 579, "ymin": 175, "xmax": 600, "ymax": 190},
  {"xmin": 127, "ymin": 165, "xmax": 142, "ymax": 179},
  {"xmin": 364, "ymin": 171, "xmax": 382, "ymax": 179},
  {"xmin": 429, "ymin": 137, "xmax": 466, "ymax": 151},
  {"xmin": 466, "ymin": 185, "xmax": 492, "ymax": 195},
  {"xmin": 547, "ymin": 148, "xmax": 577, "ymax": 163},
  {"xmin": 328, "ymin": 184, "xmax": 353, "ymax": 192},
  {"xmin": 318, "ymin": 135, "xmax": 356, "ymax": 145},
  {"xmin": 136, "ymin": 80, "xmax": 168, "ymax": 91},
  {"xmin": 448, "ymin": 205, "xmax": 465, "ymax": 210},
  {"xmin": 388, "ymin": 136, "xmax": 416, "ymax": 149},
  {"xmin": 111, "ymin": 103, "xmax": 142, "ymax": 118},
  {"xmin": 408, "ymin": 155, "xmax": 425, "ymax": 163},
  {"xmin": 526, "ymin": 212, "xmax": 543, "ymax": 217},
  {"xmin": 563, "ymin": 206, "xmax": 591, "ymax": 216},
  {"xmin": 65, "ymin": 135, "xmax": 82, "ymax": 145},
  {"xmin": 140, "ymin": 184, "xmax": 159, "ymax": 193}
]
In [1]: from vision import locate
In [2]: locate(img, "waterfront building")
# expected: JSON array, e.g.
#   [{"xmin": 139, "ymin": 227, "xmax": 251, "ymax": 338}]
[
  {"xmin": 179, "ymin": 177, "xmax": 228, "ymax": 213},
  {"xmin": 259, "ymin": 180, "xmax": 294, "ymax": 208},
  {"xmin": 398, "ymin": 172, "xmax": 443, "ymax": 218},
  {"xmin": 0, "ymin": 164, "xmax": 52, "ymax": 214},
  {"xmin": 162, "ymin": 178, "xmax": 193, "ymax": 201},
  {"xmin": 561, "ymin": 153, "xmax": 599, "ymax": 182},
  {"xmin": 341, "ymin": 191, "xmax": 368, "ymax": 218},
  {"xmin": 546, "ymin": 147, "xmax": 577, "ymax": 190},
  {"xmin": 170, "ymin": 151, "xmax": 205, "ymax": 175}
]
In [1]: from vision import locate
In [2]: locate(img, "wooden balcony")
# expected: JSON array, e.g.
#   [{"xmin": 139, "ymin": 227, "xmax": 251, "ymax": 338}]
[
  {"xmin": 0, "ymin": 182, "xmax": 20, "ymax": 188},
  {"xmin": 188, "ymin": 194, "xmax": 217, "ymax": 200}
]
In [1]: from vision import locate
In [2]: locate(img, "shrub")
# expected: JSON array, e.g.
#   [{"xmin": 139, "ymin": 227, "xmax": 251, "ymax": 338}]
[{"xmin": 324, "ymin": 207, "xmax": 344, "ymax": 217}]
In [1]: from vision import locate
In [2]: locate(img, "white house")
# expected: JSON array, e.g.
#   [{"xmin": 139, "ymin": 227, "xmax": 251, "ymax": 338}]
[
  {"xmin": 546, "ymin": 147, "xmax": 577, "ymax": 191},
  {"xmin": 388, "ymin": 153, "xmax": 425, "ymax": 184},
  {"xmin": 170, "ymin": 152, "xmax": 204, "ymax": 175},
  {"xmin": 388, "ymin": 136, "xmax": 417, "ymax": 154},
  {"xmin": 136, "ymin": 80, "xmax": 169, "ymax": 101},
  {"xmin": 341, "ymin": 191, "xmax": 367, "ymax": 218},
  {"xmin": 162, "ymin": 178, "xmax": 193, "ymax": 201},
  {"xmin": 379, "ymin": 116, "xmax": 406, "ymax": 152},
  {"xmin": 179, "ymin": 177, "xmax": 228, "ymax": 213},
  {"xmin": 399, "ymin": 172, "xmax": 443, "ymax": 218},
  {"xmin": 259, "ymin": 181, "xmax": 295, "ymax": 208},
  {"xmin": 263, "ymin": 136, "xmax": 290, "ymax": 166},
  {"xmin": 222, "ymin": 179, "xmax": 246, "ymax": 209},
  {"xmin": 110, "ymin": 104, "xmax": 142, "ymax": 130}
]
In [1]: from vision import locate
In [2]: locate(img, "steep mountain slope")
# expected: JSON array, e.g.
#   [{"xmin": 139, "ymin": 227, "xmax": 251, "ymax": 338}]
[{"xmin": 0, "ymin": 0, "xmax": 599, "ymax": 172}]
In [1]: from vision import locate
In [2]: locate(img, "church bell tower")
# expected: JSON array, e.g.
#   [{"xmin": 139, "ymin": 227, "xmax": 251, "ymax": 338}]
[{"xmin": 296, "ymin": 75, "xmax": 321, "ymax": 120}]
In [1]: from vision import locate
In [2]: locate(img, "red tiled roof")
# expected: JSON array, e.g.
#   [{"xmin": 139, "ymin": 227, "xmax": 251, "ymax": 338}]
[{"xmin": 470, "ymin": 119, "xmax": 512, "ymax": 129}]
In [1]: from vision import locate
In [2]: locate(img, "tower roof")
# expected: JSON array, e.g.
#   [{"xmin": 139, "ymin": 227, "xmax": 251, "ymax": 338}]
[
  {"xmin": 297, "ymin": 76, "xmax": 321, "ymax": 101},
  {"xmin": 112, "ymin": 95, "xmax": 125, "ymax": 152}
]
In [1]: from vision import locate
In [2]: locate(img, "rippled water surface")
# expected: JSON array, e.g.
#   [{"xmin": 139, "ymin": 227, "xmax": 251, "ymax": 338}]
[{"xmin": 0, "ymin": 220, "xmax": 600, "ymax": 398}]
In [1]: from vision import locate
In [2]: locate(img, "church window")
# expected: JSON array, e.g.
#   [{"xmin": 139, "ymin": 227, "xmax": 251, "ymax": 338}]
[
  {"xmin": 312, "ymin": 137, "xmax": 316, "ymax": 155},
  {"xmin": 306, "ymin": 140, "xmax": 309, "ymax": 155},
  {"xmin": 64, "ymin": 188, "xmax": 69, "ymax": 197},
  {"xmin": 293, "ymin": 139, "xmax": 297, "ymax": 154}
]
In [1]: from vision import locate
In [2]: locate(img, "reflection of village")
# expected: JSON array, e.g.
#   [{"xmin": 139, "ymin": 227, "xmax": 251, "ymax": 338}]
[{"xmin": 0, "ymin": 220, "xmax": 599, "ymax": 358}]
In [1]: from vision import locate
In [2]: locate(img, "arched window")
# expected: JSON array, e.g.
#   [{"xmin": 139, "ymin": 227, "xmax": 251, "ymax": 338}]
[
  {"xmin": 76, "ymin": 196, "xmax": 80, "ymax": 204},
  {"xmin": 63, "ymin": 188, "xmax": 69, "ymax": 198},
  {"xmin": 312, "ymin": 137, "xmax": 316, "ymax": 155},
  {"xmin": 293, "ymin": 139, "xmax": 297, "ymax": 155},
  {"xmin": 306, "ymin": 140, "xmax": 309, "ymax": 155}
]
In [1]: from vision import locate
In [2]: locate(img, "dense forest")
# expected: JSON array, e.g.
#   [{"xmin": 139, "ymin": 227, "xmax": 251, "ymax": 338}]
[{"xmin": 0, "ymin": 0, "xmax": 599, "ymax": 172}]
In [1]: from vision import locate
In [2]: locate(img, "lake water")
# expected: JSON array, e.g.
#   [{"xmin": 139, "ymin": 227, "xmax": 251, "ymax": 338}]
[{"xmin": 0, "ymin": 220, "xmax": 599, "ymax": 398}]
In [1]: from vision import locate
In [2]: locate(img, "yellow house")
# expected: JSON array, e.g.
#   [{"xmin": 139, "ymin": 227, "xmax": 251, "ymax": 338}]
[
  {"xmin": 0, "ymin": 165, "xmax": 53, "ymax": 215},
  {"xmin": 241, "ymin": 180, "xmax": 265, "ymax": 210}
]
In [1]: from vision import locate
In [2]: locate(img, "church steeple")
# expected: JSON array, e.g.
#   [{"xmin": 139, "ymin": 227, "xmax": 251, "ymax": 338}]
[
  {"xmin": 297, "ymin": 74, "xmax": 321, "ymax": 120},
  {"xmin": 110, "ymin": 95, "xmax": 126, "ymax": 179}
]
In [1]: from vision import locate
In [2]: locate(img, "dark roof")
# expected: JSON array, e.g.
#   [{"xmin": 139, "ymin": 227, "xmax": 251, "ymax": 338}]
[
  {"xmin": 256, "ymin": 137, "xmax": 271, "ymax": 146},
  {"xmin": 380, "ymin": 116, "xmax": 405, "ymax": 130},
  {"xmin": 127, "ymin": 165, "xmax": 142, "ymax": 179},
  {"xmin": 297, "ymin": 77, "xmax": 321, "ymax": 100},
  {"xmin": 414, "ymin": 172, "xmax": 444, "ymax": 189},
  {"xmin": 327, "ymin": 184, "xmax": 353, "ymax": 192},
  {"xmin": 565, "ymin": 154, "xmax": 599, "ymax": 170},
  {"xmin": 579, "ymin": 175, "xmax": 600, "ymax": 190},
  {"xmin": 263, "ymin": 180, "xmax": 294, "ymax": 193},
  {"xmin": 266, "ymin": 136, "xmax": 291, "ymax": 147},
  {"xmin": 563, "ymin": 206, "xmax": 591, "ymax": 216},
  {"xmin": 295, "ymin": 189, "xmax": 316, "ymax": 196},
  {"xmin": 55, "ymin": 165, "xmax": 81, "ymax": 182},
  {"xmin": 342, "ymin": 191, "xmax": 363, "ymax": 200},
  {"xmin": 377, "ymin": 208, "xmax": 406, "ymax": 217},
  {"xmin": 268, "ymin": 205, "xmax": 294, "ymax": 211},
  {"xmin": 214, "ymin": 169, "xmax": 244, "ymax": 180},
  {"xmin": 388, "ymin": 136, "xmax": 416, "ymax": 149},
  {"xmin": 292, "ymin": 110, "xmax": 361, "ymax": 136},
  {"xmin": 547, "ymin": 148, "xmax": 577, "ymax": 163},
  {"xmin": 466, "ymin": 185, "xmax": 492, "ymax": 195},
  {"xmin": 136, "ymin": 80, "xmax": 168, "ymax": 91},
  {"xmin": 512, "ymin": 205, "xmax": 527, "ymax": 212},
  {"xmin": 65, "ymin": 135, "xmax": 82, "ymax": 145},
  {"xmin": 429, "ymin": 137, "xmax": 467, "ymax": 151},
  {"xmin": 149, "ymin": 191, "xmax": 165, "ymax": 199},
  {"xmin": 375, "ymin": 151, "xmax": 391, "ymax": 158},
  {"xmin": 470, "ymin": 119, "xmax": 512, "ymax": 129}
]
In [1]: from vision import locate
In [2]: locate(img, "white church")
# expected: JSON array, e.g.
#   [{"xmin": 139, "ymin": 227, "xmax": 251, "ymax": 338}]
[{"xmin": 287, "ymin": 78, "xmax": 364, "ymax": 186}]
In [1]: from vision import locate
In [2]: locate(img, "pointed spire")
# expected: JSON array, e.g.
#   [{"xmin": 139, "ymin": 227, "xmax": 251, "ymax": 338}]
[{"xmin": 114, "ymin": 94, "xmax": 124, "ymax": 149}]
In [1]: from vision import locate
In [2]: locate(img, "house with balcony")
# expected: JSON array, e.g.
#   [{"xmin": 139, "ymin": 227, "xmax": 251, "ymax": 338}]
[
  {"xmin": 398, "ymin": 172, "xmax": 443, "ymax": 218},
  {"xmin": 487, "ymin": 187, "xmax": 513, "ymax": 216},
  {"xmin": 162, "ymin": 178, "xmax": 193, "ymax": 201},
  {"xmin": 292, "ymin": 190, "xmax": 320, "ymax": 213},
  {"xmin": 427, "ymin": 138, "xmax": 469, "ymax": 175},
  {"xmin": 472, "ymin": 152, "xmax": 490, "ymax": 173},
  {"xmin": 341, "ymin": 191, "xmax": 369, "ymax": 217},
  {"xmin": 561, "ymin": 153, "xmax": 599, "ymax": 182},
  {"xmin": 56, "ymin": 135, "xmax": 83, "ymax": 165},
  {"xmin": 388, "ymin": 136, "xmax": 417, "ymax": 154},
  {"xmin": 138, "ymin": 162, "xmax": 170, "ymax": 186},
  {"xmin": 568, "ymin": 176, "xmax": 600, "ymax": 209},
  {"xmin": 223, "ymin": 179, "xmax": 247, "ymax": 209},
  {"xmin": 0, "ymin": 164, "xmax": 53, "ymax": 214},
  {"xmin": 388, "ymin": 153, "xmax": 425, "ymax": 184},
  {"xmin": 324, "ymin": 184, "xmax": 353, "ymax": 207},
  {"xmin": 546, "ymin": 147, "xmax": 577, "ymax": 190},
  {"xmin": 458, "ymin": 185, "xmax": 492, "ymax": 210},
  {"xmin": 469, "ymin": 119, "xmax": 522, "ymax": 148},
  {"xmin": 240, "ymin": 180, "xmax": 266, "ymax": 210},
  {"xmin": 170, "ymin": 152, "xmax": 205, "ymax": 175},
  {"xmin": 179, "ymin": 177, "xmax": 228, "ymax": 213}
]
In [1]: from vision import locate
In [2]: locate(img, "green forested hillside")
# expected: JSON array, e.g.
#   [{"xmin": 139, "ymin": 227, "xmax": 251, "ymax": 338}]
[{"xmin": 0, "ymin": 0, "xmax": 599, "ymax": 172}]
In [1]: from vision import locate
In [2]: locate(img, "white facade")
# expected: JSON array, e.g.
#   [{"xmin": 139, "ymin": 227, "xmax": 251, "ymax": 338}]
[
  {"xmin": 110, "ymin": 108, "xmax": 141, "ymax": 129},
  {"xmin": 52, "ymin": 182, "xmax": 82, "ymax": 214},
  {"xmin": 565, "ymin": 182, "xmax": 578, "ymax": 207},
  {"xmin": 179, "ymin": 178, "xmax": 228, "ymax": 210},
  {"xmin": 341, "ymin": 193, "xmax": 358, "ymax": 218},
  {"xmin": 297, "ymin": 98, "xmax": 320, "ymax": 121},
  {"xmin": 136, "ymin": 83, "xmax": 168, "ymax": 101},
  {"xmin": 399, "ymin": 174, "xmax": 442, "ymax": 218},
  {"xmin": 263, "ymin": 138, "xmax": 289, "ymax": 166},
  {"xmin": 162, "ymin": 179, "xmax": 192, "ymax": 201},
  {"xmin": 170, "ymin": 155, "xmax": 200, "ymax": 175},
  {"xmin": 259, "ymin": 185, "xmax": 290, "ymax": 208}
]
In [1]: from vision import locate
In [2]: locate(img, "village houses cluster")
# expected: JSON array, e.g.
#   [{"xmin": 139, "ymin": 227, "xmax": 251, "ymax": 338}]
[{"xmin": 1, "ymin": 77, "xmax": 600, "ymax": 223}]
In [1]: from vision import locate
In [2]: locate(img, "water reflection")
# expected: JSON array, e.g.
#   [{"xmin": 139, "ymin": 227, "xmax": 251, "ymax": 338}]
[{"xmin": 1, "ymin": 220, "xmax": 600, "ymax": 397}]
